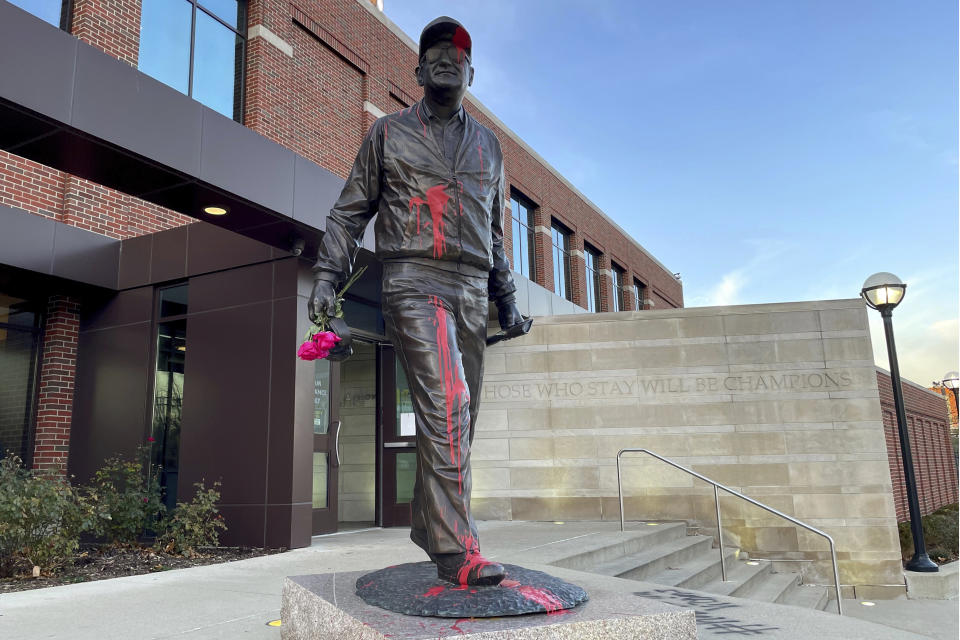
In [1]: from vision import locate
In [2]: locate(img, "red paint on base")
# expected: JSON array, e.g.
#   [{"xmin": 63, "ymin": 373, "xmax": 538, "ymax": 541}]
[
  {"xmin": 450, "ymin": 618, "xmax": 470, "ymax": 634},
  {"xmin": 513, "ymin": 585, "xmax": 565, "ymax": 613},
  {"xmin": 422, "ymin": 585, "xmax": 446, "ymax": 598}
]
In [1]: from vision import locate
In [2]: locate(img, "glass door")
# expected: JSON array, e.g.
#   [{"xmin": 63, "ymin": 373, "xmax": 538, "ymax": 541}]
[
  {"xmin": 380, "ymin": 344, "xmax": 416, "ymax": 527},
  {"xmin": 311, "ymin": 359, "xmax": 339, "ymax": 535}
]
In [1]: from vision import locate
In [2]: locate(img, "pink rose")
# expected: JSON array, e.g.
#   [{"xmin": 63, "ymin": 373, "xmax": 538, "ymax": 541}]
[
  {"xmin": 297, "ymin": 341, "xmax": 320, "ymax": 361},
  {"xmin": 312, "ymin": 331, "xmax": 341, "ymax": 350},
  {"xmin": 147, "ymin": 437, "xmax": 155, "ymax": 442}
]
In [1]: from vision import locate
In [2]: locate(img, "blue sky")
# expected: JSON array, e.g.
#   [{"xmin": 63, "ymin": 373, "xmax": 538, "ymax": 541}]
[{"xmin": 384, "ymin": 0, "xmax": 958, "ymax": 385}]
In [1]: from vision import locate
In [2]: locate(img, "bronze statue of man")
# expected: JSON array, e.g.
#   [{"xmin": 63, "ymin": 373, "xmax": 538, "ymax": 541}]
[{"xmin": 309, "ymin": 17, "xmax": 523, "ymax": 586}]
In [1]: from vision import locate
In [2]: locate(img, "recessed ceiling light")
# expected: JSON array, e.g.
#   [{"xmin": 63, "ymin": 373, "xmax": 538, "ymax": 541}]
[
  {"xmin": 746, "ymin": 561, "xmax": 760, "ymax": 566},
  {"xmin": 553, "ymin": 521, "xmax": 565, "ymax": 525},
  {"xmin": 860, "ymin": 601, "xmax": 876, "ymax": 607},
  {"xmin": 204, "ymin": 205, "xmax": 228, "ymax": 216},
  {"xmin": 177, "ymin": 346, "xmax": 186, "ymax": 352}
]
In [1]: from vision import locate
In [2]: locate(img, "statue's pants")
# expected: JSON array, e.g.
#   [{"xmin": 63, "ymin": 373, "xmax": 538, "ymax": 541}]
[{"xmin": 382, "ymin": 261, "xmax": 488, "ymax": 556}]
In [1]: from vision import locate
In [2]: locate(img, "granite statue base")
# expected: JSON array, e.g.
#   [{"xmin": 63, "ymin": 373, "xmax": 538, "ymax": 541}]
[
  {"xmin": 281, "ymin": 569, "xmax": 696, "ymax": 639},
  {"xmin": 355, "ymin": 562, "xmax": 587, "ymax": 617}
]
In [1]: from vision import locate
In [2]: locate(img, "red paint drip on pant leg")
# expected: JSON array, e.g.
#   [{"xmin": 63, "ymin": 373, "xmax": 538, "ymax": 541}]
[
  {"xmin": 425, "ymin": 185, "xmax": 450, "ymax": 258},
  {"xmin": 514, "ymin": 585, "xmax": 564, "ymax": 613},
  {"xmin": 431, "ymin": 297, "xmax": 467, "ymax": 494}
]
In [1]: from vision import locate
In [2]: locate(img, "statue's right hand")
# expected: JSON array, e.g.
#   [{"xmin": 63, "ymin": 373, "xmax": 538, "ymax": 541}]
[{"xmin": 308, "ymin": 279, "xmax": 338, "ymax": 325}]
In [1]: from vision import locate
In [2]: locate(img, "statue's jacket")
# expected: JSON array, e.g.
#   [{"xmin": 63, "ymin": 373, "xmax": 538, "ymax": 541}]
[{"xmin": 312, "ymin": 101, "xmax": 516, "ymax": 300}]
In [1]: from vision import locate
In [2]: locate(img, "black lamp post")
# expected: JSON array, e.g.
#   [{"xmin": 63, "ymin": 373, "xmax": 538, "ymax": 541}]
[{"xmin": 861, "ymin": 272, "xmax": 938, "ymax": 572}]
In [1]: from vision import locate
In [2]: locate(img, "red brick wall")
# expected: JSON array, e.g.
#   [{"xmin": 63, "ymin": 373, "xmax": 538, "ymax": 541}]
[
  {"xmin": 241, "ymin": 0, "xmax": 682, "ymax": 307},
  {"xmin": 32, "ymin": 296, "xmax": 80, "ymax": 475},
  {"xmin": 877, "ymin": 370, "xmax": 958, "ymax": 521},
  {"xmin": 71, "ymin": 0, "xmax": 141, "ymax": 65}
]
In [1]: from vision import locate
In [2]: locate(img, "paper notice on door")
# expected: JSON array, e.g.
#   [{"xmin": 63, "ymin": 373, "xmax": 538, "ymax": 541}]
[{"xmin": 400, "ymin": 412, "xmax": 416, "ymax": 437}]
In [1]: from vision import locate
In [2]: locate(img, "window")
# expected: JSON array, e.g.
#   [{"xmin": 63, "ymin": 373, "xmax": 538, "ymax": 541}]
[
  {"xmin": 551, "ymin": 221, "xmax": 572, "ymax": 301},
  {"xmin": 634, "ymin": 278, "xmax": 647, "ymax": 310},
  {"xmin": 611, "ymin": 263, "xmax": 625, "ymax": 312},
  {"xmin": 584, "ymin": 244, "xmax": 601, "ymax": 313},
  {"xmin": 151, "ymin": 285, "xmax": 188, "ymax": 512},
  {"xmin": 0, "ymin": 294, "xmax": 42, "ymax": 465},
  {"xmin": 8, "ymin": 0, "xmax": 69, "ymax": 29},
  {"xmin": 510, "ymin": 192, "xmax": 536, "ymax": 281},
  {"xmin": 139, "ymin": 0, "xmax": 247, "ymax": 122}
]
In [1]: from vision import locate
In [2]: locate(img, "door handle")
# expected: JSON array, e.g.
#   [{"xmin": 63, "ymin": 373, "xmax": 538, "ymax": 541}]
[{"xmin": 331, "ymin": 420, "xmax": 342, "ymax": 468}]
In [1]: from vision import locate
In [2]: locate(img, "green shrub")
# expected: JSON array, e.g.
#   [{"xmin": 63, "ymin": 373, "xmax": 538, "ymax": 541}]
[
  {"xmin": 0, "ymin": 455, "xmax": 91, "ymax": 576},
  {"xmin": 155, "ymin": 481, "xmax": 226, "ymax": 556},
  {"xmin": 85, "ymin": 449, "xmax": 165, "ymax": 545},
  {"xmin": 898, "ymin": 503, "xmax": 959, "ymax": 563}
]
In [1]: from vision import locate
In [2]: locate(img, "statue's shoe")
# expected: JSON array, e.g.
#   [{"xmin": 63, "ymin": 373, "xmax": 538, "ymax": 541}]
[{"xmin": 435, "ymin": 551, "xmax": 505, "ymax": 586}]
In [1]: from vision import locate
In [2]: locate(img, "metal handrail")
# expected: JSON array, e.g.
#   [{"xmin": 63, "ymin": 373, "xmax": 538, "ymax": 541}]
[{"xmin": 617, "ymin": 448, "xmax": 843, "ymax": 615}]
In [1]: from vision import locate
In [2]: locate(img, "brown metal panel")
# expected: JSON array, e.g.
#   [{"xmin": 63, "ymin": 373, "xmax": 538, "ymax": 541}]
[
  {"xmin": 288, "ymin": 503, "xmax": 313, "ymax": 549},
  {"xmin": 177, "ymin": 303, "xmax": 271, "ymax": 507},
  {"xmin": 186, "ymin": 223, "xmax": 272, "ymax": 276},
  {"xmin": 69, "ymin": 321, "xmax": 153, "ymax": 484},
  {"xmin": 272, "ymin": 258, "xmax": 300, "ymax": 300},
  {"xmin": 217, "ymin": 505, "xmax": 266, "ymax": 548},
  {"xmin": 264, "ymin": 504, "xmax": 292, "ymax": 549},
  {"xmin": 80, "ymin": 287, "xmax": 153, "ymax": 331},
  {"xmin": 51, "ymin": 222, "xmax": 120, "ymax": 289},
  {"xmin": 266, "ymin": 296, "xmax": 297, "ymax": 505},
  {"xmin": 188, "ymin": 262, "xmax": 273, "ymax": 314},
  {"xmin": 118, "ymin": 235, "xmax": 153, "ymax": 289},
  {"xmin": 150, "ymin": 225, "xmax": 188, "ymax": 283}
]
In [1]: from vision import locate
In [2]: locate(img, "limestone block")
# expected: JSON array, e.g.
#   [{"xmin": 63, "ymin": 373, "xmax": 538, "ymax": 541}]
[
  {"xmin": 510, "ymin": 466, "xmax": 599, "ymax": 490},
  {"xmin": 792, "ymin": 493, "xmax": 895, "ymax": 519},
  {"xmin": 471, "ymin": 497, "xmax": 512, "ymax": 520},
  {"xmin": 784, "ymin": 429, "xmax": 887, "ymax": 455},
  {"xmin": 511, "ymin": 496, "xmax": 603, "ymax": 521},
  {"xmin": 819, "ymin": 307, "xmax": 868, "ymax": 332},
  {"xmin": 823, "ymin": 336, "xmax": 874, "ymax": 362},
  {"xmin": 509, "ymin": 437, "xmax": 556, "ymax": 460},
  {"xmin": 472, "ymin": 438, "xmax": 510, "ymax": 461},
  {"xmin": 726, "ymin": 341, "xmax": 776, "ymax": 365},
  {"xmin": 485, "ymin": 352, "xmax": 506, "ymax": 375},
  {"xmin": 508, "ymin": 408, "xmax": 551, "ymax": 430},
  {"xmin": 587, "ymin": 317, "xmax": 678, "ymax": 341},
  {"xmin": 723, "ymin": 311, "xmax": 820, "ymax": 336},
  {"xmin": 546, "ymin": 348, "xmax": 594, "ymax": 372},
  {"xmin": 788, "ymin": 460, "xmax": 895, "ymax": 489},
  {"xmin": 505, "ymin": 351, "xmax": 548, "ymax": 374},
  {"xmin": 677, "ymin": 314, "xmax": 724, "ymax": 338},
  {"xmin": 554, "ymin": 436, "xmax": 600, "ymax": 459},
  {"xmin": 691, "ymin": 463, "xmax": 790, "ymax": 487},
  {"xmin": 776, "ymin": 339, "xmax": 826, "ymax": 363},
  {"xmin": 476, "ymin": 409, "xmax": 508, "ymax": 431},
  {"xmin": 473, "ymin": 467, "xmax": 512, "ymax": 491}
]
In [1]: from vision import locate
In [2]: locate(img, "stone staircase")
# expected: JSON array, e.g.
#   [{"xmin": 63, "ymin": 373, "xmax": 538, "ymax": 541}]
[{"xmin": 527, "ymin": 521, "xmax": 832, "ymax": 612}]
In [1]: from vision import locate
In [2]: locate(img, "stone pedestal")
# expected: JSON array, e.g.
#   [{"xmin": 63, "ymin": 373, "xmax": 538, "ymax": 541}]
[{"xmin": 281, "ymin": 570, "xmax": 696, "ymax": 639}]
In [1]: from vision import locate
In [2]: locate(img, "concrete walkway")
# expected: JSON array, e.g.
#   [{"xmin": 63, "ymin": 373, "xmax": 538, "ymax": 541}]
[{"xmin": 1, "ymin": 522, "xmax": 955, "ymax": 639}]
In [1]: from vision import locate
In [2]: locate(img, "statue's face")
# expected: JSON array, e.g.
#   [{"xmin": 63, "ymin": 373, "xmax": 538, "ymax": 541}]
[{"xmin": 416, "ymin": 35, "xmax": 474, "ymax": 96}]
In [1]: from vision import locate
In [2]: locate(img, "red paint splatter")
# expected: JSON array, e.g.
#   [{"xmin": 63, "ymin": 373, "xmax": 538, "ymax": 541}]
[
  {"xmin": 452, "ymin": 585, "xmax": 469, "ymax": 591},
  {"xmin": 514, "ymin": 585, "xmax": 565, "ymax": 613},
  {"xmin": 499, "ymin": 579, "xmax": 520, "ymax": 588},
  {"xmin": 431, "ymin": 296, "xmax": 467, "ymax": 493},
  {"xmin": 450, "ymin": 618, "xmax": 470, "ymax": 634},
  {"xmin": 422, "ymin": 585, "xmax": 446, "ymax": 598},
  {"xmin": 359, "ymin": 581, "xmax": 374, "ymax": 589},
  {"xmin": 452, "ymin": 26, "xmax": 471, "ymax": 64},
  {"xmin": 408, "ymin": 196, "xmax": 427, "ymax": 248},
  {"xmin": 416, "ymin": 104, "xmax": 427, "ymax": 136},
  {"xmin": 425, "ymin": 185, "xmax": 450, "ymax": 257}
]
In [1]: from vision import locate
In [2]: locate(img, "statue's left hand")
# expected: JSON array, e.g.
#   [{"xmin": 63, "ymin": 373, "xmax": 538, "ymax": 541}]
[{"xmin": 497, "ymin": 300, "xmax": 523, "ymax": 331}]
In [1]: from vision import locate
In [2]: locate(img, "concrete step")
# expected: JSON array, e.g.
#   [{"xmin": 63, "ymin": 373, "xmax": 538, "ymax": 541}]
[
  {"xmin": 591, "ymin": 534, "xmax": 715, "ymax": 582},
  {"xmin": 698, "ymin": 557, "xmax": 774, "ymax": 598},
  {"xmin": 737, "ymin": 570, "xmax": 802, "ymax": 604},
  {"xmin": 540, "ymin": 521, "xmax": 689, "ymax": 571},
  {"xmin": 781, "ymin": 583, "xmax": 831, "ymax": 611},
  {"xmin": 649, "ymin": 547, "xmax": 741, "ymax": 590}
]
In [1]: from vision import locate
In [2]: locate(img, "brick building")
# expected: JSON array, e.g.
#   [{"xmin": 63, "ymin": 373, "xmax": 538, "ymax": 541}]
[
  {"xmin": 0, "ymin": 0, "xmax": 680, "ymax": 548},
  {"xmin": 877, "ymin": 369, "xmax": 958, "ymax": 521},
  {"xmin": 1, "ymin": 1, "xmax": 952, "ymax": 553}
]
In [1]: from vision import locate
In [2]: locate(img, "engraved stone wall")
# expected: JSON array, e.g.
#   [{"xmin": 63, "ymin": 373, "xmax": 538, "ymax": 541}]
[{"xmin": 474, "ymin": 298, "xmax": 903, "ymax": 589}]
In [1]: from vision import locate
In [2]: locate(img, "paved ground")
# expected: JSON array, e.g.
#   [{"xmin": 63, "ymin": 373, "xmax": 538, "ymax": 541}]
[{"xmin": 0, "ymin": 521, "xmax": 955, "ymax": 639}]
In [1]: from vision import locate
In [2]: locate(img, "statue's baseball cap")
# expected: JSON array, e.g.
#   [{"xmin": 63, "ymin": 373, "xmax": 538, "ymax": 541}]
[{"xmin": 418, "ymin": 16, "xmax": 472, "ymax": 61}]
